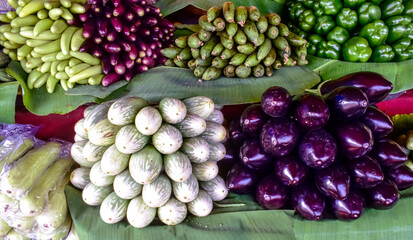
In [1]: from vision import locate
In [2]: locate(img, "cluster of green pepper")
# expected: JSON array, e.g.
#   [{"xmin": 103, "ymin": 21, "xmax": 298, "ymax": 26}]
[
  {"xmin": 162, "ymin": 2, "xmax": 308, "ymax": 81},
  {"xmin": 287, "ymin": 0, "xmax": 413, "ymax": 62}
]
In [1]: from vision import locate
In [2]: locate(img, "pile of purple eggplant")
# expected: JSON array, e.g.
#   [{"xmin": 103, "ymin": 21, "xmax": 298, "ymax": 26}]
[
  {"xmin": 223, "ymin": 72, "xmax": 413, "ymax": 221},
  {"xmin": 71, "ymin": 0, "xmax": 174, "ymax": 86}
]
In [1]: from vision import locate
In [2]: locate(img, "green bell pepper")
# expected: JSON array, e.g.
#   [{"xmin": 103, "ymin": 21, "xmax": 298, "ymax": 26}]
[
  {"xmin": 337, "ymin": 8, "xmax": 359, "ymax": 31},
  {"xmin": 371, "ymin": 45, "xmax": 395, "ymax": 62},
  {"xmin": 392, "ymin": 38, "xmax": 412, "ymax": 61},
  {"xmin": 289, "ymin": 2, "xmax": 307, "ymax": 22},
  {"xmin": 303, "ymin": 0, "xmax": 316, "ymax": 9},
  {"xmin": 385, "ymin": 15, "xmax": 412, "ymax": 43},
  {"xmin": 307, "ymin": 34, "xmax": 324, "ymax": 55},
  {"xmin": 408, "ymin": 44, "xmax": 413, "ymax": 60},
  {"xmin": 405, "ymin": 23, "xmax": 413, "ymax": 39},
  {"xmin": 358, "ymin": 2, "xmax": 382, "ymax": 25},
  {"xmin": 370, "ymin": 0, "xmax": 384, "ymax": 5},
  {"xmin": 342, "ymin": 36, "xmax": 372, "ymax": 62},
  {"xmin": 359, "ymin": 20, "xmax": 389, "ymax": 47},
  {"xmin": 288, "ymin": 23, "xmax": 309, "ymax": 39},
  {"xmin": 313, "ymin": 0, "xmax": 343, "ymax": 16},
  {"xmin": 404, "ymin": 0, "xmax": 413, "ymax": 18},
  {"xmin": 344, "ymin": 0, "xmax": 366, "ymax": 9},
  {"xmin": 314, "ymin": 15, "xmax": 336, "ymax": 35},
  {"xmin": 380, "ymin": 0, "xmax": 405, "ymax": 19},
  {"xmin": 317, "ymin": 40, "xmax": 341, "ymax": 59},
  {"xmin": 327, "ymin": 26, "xmax": 350, "ymax": 44},
  {"xmin": 299, "ymin": 9, "xmax": 317, "ymax": 31}
]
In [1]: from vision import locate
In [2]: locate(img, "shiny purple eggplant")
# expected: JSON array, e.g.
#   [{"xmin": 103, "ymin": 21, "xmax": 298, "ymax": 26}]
[
  {"xmin": 324, "ymin": 86, "xmax": 369, "ymax": 120},
  {"xmin": 261, "ymin": 86, "xmax": 292, "ymax": 117},
  {"xmin": 291, "ymin": 93, "xmax": 330, "ymax": 130},
  {"xmin": 319, "ymin": 72, "xmax": 393, "ymax": 104},
  {"xmin": 274, "ymin": 154, "xmax": 309, "ymax": 186},
  {"xmin": 240, "ymin": 104, "xmax": 268, "ymax": 135},
  {"xmin": 240, "ymin": 139, "xmax": 274, "ymax": 170},
  {"xmin": 330, "ymin": 189, "xmax": 365, "ymax": 220},
  {"xmin": 256, "ymin": 175, "xmax": 290, "ymax": 210},
  {"xmin": 386, "ymin": 165, "xmax": 413, "ymax": 190},
  {"xmin": 364, "ymin": 180, "xmax": 399, "ymax": 209},
  {"xmin": 370, "ymin": 139, "xmax": 407, "ymax": 169},
  {"xmin": 226, "ymin": 163, "xmax": 259, "ymax": 194},
  {"xmin": 292, "ymin": 182, "xmax": 326, "ymax": 221},
  {"xmin": 359, "ymin": 106, "xmax": 393, "ymax": 138},
  {"xmin": 229, "ymin": 119, "xmax": 247, "ymax": 146},
  {"xmin": 314, "ymin": 162, "xmax": 350, "ymax": 200},
  {"xmin": 346, "ymin": 155, "xmax": 384, "ymax": 188},
  {"xmin": 298, "ymin": 129, "xmax": 337, "ymax": 169},
  {"xmin": 333, "ymin": 121, "xmax": 374, "ymax": 159},
  {"xmin": 260, "ymin": 117, "xmax": 300, "ymax": 157}
]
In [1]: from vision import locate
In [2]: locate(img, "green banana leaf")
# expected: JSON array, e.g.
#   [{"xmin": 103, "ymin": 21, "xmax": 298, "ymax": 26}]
[
  {"xmin": 306, "ymin": 56, "xmax": 413, "ymax": 93},
  {"xmin": 121, "ymin": 66, "xmax": 320, "ymax": 105},
  {"xmin": 65, "ymin": 186, "xmax": 413, "ymax": 240},
  {"xmin": 0, "ymin": 81, "xmax": 19, "ymax": 124},
  {"xmin": 155, "ymin": 0, "xmax": 286, "ymax": 17},
  {"xmin": 65, "ymin": 81, "xmax": 129, "ymax": 99}
]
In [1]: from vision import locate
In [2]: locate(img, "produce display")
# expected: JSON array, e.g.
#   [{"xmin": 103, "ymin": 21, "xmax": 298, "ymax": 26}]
[
  {"xmin": 0, "ymin": 0, "xmax": 413, "ymax": 238},
  {"xmin": 70, "ymin": 96, "xmax": 228, "ymax": 228},
  {"xmin": 225, "ymin": 72, "xmax": 413, "ymax": 220},
  {"xmin": 0, "ymin": 123, "xmax": 75, "ymax": 239},
  {"xmin": 162, "ymin": 1, "xmax": 308, "ymax": 81},
  {"xmin": 0, "ymin": 0, "xmax": 173, "ymax": 90},
  {"xmin": 0, "ymin": 0, "xmax": 103, "ymax": 92},
  {"xmin": 70, "ymin": 0, "xmax": 174, "ymax": 85},
  {"xmin": 287, "ymin": 0, "xmax": 413, "ymax": 62}
]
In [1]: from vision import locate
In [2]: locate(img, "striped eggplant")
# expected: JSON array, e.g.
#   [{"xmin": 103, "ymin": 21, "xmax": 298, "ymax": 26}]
[
  {"xmin": 135, "ymin": 106, "xmax": 163, "ymax": 135},
  {"xmin": 129, "ymin": 146, "xmax": 163, "ymax": 185},
  {"xmin": 115, "ymin": 124, "xmax": 149, "ymax": 154},
  {"xmin": 159, "ymin": 98, "xmax": 187, "ymax": 124},
  {"xmin": 164, "ymin": 151, "xmax": 192, "ymax": 183},
  {"xmin": 107, "ymin": 97, "xmax": 148, "ymax": 126}
]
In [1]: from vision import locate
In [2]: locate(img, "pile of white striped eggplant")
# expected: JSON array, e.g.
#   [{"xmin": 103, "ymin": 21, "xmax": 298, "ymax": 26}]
[{"xmin": 71, "ymin": 96, "xmax": 229, "ymax": 228}]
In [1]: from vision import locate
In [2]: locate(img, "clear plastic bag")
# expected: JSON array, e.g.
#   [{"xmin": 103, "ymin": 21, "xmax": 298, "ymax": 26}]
[{"xmin": 0, "ymin": 124, "xmax": 75, "ymax": 240}]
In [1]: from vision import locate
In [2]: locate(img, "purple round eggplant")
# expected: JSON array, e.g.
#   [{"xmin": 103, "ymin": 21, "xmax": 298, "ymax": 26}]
[
  {"xmin": 256, "ymin": 174, "xmax": 290, "ymax": 210},
  {"xmin": 330, "ymin": 189, "xmax": 365, "ymax": 220},
  {"xmin": 229, "ymin": 119, "xmax": 247, "ymax": 146},
  {"xmin": 359, "ymin": 106, "xmax": 393, "ymax": 138},
  {"xmin": 386, "ymin": 165, "xmax": 413, "ymax": 190},
  {"xmin": 298, "ymin": 129, "xmax": 337, "ymax": 169},
  {"xmin": 319, "ymin": 72, "xmax": 393, "ymax": 104},
  {"xmin": 370, "ymin": 139, "xmax": 407, "ymax": 169},
  {"xmin": 261, "ymin": 86, "xmax": 292, "ymax": 117},
  {"xmin": 240, "ymin": 104, "xmax": 268, "ymax": 135},
  {"xmin": 218, "ymin": 142, "xmax": 239, "ymax": 176},
  {"xmin": 274, "ymin": 154, "xmax": 309, "ymax": 186},
  {"xmin": 324, "ymin": 86, "xmax": 369, "ymax": 120},
  {"xmin": 260, "ymin": 117, "xmax": 300, "ymax": 157},
  {"xmin": 333, "ymin": 121, "xmax": 374, "ymax": 159},
  {"xmin": 314, "ymin": 162, "xmax": 350, "ymax": 200},
  {"xmin": 364, "ymin": 180, "xmax": 399, "ymax": 210},
  {"xmin": 292, "ymin": 182, "xmax": 326, "ymax": 221},
  {"xmin": 240, "ymin": 139, "xmax": 274, "ymax": 170},
  {"xmin": 346, "ymin": 155, "xmax": 384, "ymax": 188},
  {"xmin": 291, "ymin": 93, "xmax": 330, "ymax": 130},
  {"xmin": 226, "ymin": 163, "xmax": 259, "ymax": 194}
]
